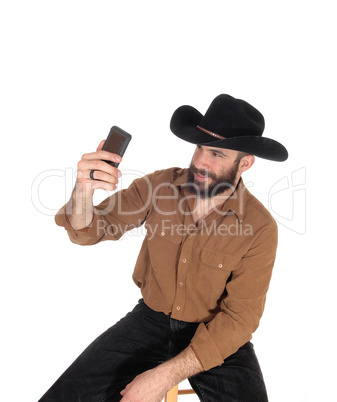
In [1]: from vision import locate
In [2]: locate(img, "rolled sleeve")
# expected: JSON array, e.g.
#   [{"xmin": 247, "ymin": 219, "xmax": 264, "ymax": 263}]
[
  {"xmin": 190, "ymin": 222, "xmax": 278, "ymax": 371},
  {"xmin": 55, "ymin": 205, "xmax": 112, "ymax": 245},
  {"xmin": 55, "ymin": 173, "xmax": 154, "ymax": 246},
  {"xmin": 190, "ymin": 323, "xmax": 224, "ymax": 370}
]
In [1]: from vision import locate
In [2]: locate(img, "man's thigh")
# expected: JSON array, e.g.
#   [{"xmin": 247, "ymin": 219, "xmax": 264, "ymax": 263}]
[
  {"xmin": 38, "ymin": 300, "xmax": 171, "ymax": 402},
  {"xmin": 189, "ymin": 342, "xmax": 268, "ymax": 402}
]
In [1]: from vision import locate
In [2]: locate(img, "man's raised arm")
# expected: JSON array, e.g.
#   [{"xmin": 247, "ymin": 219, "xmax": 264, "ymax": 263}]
[{"xmin": 65, "ymin": 139, "xmax": 122, "ymax": 231}]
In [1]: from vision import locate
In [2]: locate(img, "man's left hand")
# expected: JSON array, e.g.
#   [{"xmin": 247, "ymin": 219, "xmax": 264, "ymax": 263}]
[
  {"xmin": 120, "ymin": 368, "xmax": 169, "ymax": 402},
  {"xmin": 120, "ymin": 346, "xmax": 202, "ymax": 401}
]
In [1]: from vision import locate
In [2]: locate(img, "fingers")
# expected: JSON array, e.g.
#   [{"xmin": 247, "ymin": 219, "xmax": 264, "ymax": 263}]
[
  {"xmin": 91, "ymin": 179, "xmax": 117, "ymax": 192},
  {"xmin": 76, "ymin": 168, "xmax": 119, "ymax": 193},
  {"xmin": 77, "ymin": 161, "xmax": 120, "ymax": 183},
  {"xmin": 86, "ymin": 168, "xmax": 119, "ymax": 184},
  {"xmin": 78, "ymin": 159, "xmax": 120, "ymax": 177},
  {"xmin": 76, "ymin": 148, "xmax": 123, "ymax": 195},
  {"xmin": 82, "ymin": 149, "xmax": 122, "ymax": 165}
]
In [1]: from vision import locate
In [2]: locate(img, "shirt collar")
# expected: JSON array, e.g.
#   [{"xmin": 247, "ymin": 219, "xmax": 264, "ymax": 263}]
[
  {"xmin": 222, "ymin": 178, "xmax": 246, "ymax": 222},
  {"xmin": 172, "ymin": 169, "xmax": 247, "ymax": 222},
  {"xmin": 172, "ymin": 169, "xmax": 189, "ymax": 187}
]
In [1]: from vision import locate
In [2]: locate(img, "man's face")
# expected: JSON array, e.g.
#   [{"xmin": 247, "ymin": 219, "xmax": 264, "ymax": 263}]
[{"xmin": 186, "ymin": 145, "xmax": 242, "ymax": 199}]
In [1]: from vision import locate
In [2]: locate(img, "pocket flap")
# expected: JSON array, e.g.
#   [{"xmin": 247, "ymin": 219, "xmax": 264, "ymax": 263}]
[{"xmin": 200, "ymin": 248, "xmax": 241, "ymax": 271}]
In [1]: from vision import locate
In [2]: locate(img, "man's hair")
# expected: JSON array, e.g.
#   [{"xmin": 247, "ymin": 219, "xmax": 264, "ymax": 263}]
[{"xmin": 234, "ymin": 151, "xmax": 250, "ymax": 165}]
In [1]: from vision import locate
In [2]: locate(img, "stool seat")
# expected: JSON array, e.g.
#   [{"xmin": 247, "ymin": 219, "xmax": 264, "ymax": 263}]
[{"xmin": 165, "ymin": 383, "xmax": 196, "ymax": 401}]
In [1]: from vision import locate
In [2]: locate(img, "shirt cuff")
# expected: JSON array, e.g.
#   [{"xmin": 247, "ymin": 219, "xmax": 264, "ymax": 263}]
[
  {"xmin": 55, "ymin": 205, "xmax": 107, "ymax": 244},
  {"xmin": 189, "ymin": 322, "xmax": 224, "ymax": 371}
]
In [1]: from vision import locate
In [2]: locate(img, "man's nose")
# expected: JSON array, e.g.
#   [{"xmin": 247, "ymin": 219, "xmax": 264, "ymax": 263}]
[{"xmin": 194, "ymin": 152, "xmax": 209, "ymax": 170}]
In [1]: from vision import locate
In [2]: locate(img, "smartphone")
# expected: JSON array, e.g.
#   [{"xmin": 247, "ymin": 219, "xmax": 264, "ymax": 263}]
[{"xmin": 102, "ymin": 126, "xmax": 132, "ymax": 167}]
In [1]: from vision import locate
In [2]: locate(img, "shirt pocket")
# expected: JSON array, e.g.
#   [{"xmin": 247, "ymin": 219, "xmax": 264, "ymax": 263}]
[
  {"xmin": 146, "ymin": 217, "xmax": 183, "ymax": 245},
  {"xmin": 195, "ymin": 248, "xmax": 241, "ymax": 299},
  {"xmin": 146, "ymin": 217, "xmax": 182, "ymax": 274}
]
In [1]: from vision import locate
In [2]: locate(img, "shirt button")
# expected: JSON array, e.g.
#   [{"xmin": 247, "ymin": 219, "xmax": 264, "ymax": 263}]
[
  {"xmin": 176, "ymin": 306, "xmax": 181, "ymax": 311},
  {"xmin": 161, "ymin": 232, "xmax": 165, "ymax": 236},
  {"xmin": 182, "ymin": 258, "xmax": 187, "ymax": 263},
  {"xmin": 179, "ymin": 282, "xmax": 184, "ymax": 287},
  {"xmin": 218, "ymin": 263, "xmax": 223, "ymax": 268}
]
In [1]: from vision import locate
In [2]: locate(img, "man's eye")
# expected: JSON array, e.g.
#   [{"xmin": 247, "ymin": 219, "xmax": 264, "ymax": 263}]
[{"xmin": 213, "ymin": 152, "xmax": 220, "ymax": 157}]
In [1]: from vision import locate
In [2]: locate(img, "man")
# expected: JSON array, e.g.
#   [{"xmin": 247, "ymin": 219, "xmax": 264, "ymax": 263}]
[{"xmin": 39, "ymin": 94, "xmax": 288, "ymax": 401}]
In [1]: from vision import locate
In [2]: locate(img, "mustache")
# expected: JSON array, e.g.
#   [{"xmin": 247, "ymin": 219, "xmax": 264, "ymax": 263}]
[{"xmin": 189, "ymin": 164, "xmax": 217, "ymax": 181}]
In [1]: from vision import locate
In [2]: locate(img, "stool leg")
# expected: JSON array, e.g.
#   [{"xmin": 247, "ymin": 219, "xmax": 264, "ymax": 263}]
[{"xmin": 165, "ymin": 384, "xmax": 179, "ymax": 402}]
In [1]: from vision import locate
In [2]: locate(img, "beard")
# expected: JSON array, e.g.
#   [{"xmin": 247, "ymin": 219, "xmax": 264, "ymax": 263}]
[{"xmin": 185, "ymin": 161, "xmax": 239, "ymax": 199}]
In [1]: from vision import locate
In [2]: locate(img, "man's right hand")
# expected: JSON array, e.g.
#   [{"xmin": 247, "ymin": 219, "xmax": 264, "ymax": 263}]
[
  {"xmin": 66, "ymin": 140, "xmax": 122, "ymax": 230},
  {"xmin": 76, "ymin": 139, "xmax": 122, "ymax": 197}
]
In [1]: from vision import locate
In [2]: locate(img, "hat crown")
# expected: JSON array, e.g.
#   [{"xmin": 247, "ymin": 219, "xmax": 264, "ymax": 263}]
[
  {"xmin": 200, "ymin": 94, "xmax": 265, "ymax": 138},
  {"xmin": 169, "ymin": 93, "xmax": 288, "ymax": 161}
]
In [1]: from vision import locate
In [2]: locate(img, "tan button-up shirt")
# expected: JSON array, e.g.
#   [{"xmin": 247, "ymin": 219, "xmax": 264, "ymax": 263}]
[{"xmin": 55, "ymin": 167, "xmax": 278, "ymax": 371}]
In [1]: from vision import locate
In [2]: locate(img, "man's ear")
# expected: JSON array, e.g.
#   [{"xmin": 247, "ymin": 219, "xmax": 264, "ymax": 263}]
[{"xmin": 239, "ymin": 155, "xmax": 255, "ymax": 173}]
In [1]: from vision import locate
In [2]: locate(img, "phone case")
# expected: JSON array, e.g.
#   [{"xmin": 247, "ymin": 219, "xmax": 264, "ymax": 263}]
[{"xmin": 102, "ymin": 126, "xmax": 132, "ymax": 167}]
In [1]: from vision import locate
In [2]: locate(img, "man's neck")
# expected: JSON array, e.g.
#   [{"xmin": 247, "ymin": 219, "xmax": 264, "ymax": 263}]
[{"xmin": 192, "ymin": 189, "xmax": 233, "ymax": 226}]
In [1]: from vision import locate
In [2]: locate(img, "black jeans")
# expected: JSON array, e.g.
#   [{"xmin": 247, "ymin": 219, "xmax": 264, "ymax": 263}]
[{"xmin": 38, "ymin": 300, "xmax": 268, "ymax": 401}]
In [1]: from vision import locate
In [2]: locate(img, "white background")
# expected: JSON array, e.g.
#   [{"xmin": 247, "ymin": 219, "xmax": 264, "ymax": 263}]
[{"xmin": 1, "ymin": 1, "xmax": 336, "ymax": 401}]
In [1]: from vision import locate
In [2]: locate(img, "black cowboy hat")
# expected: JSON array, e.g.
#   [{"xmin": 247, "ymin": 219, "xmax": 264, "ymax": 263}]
[{"xmin": 170, "ymin": 94, "xmax": 288, "ymax": 162}]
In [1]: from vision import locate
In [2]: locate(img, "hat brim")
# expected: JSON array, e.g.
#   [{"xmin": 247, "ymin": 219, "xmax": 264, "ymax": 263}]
[{"xmin": 170, "ymin": 105, "xmax": 288, "ymax": 162}]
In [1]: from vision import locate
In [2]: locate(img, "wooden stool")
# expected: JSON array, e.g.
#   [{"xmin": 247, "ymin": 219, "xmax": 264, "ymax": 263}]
[{"xmin": 165, "ymin": 383, "xmax": 196, "ymax": 401}]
